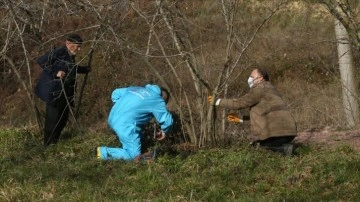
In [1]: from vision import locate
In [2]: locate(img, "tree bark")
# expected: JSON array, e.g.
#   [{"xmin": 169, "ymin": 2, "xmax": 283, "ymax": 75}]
[{"xmin": 334, "ymin": 18, "xmax": 359, "ymax": 127}]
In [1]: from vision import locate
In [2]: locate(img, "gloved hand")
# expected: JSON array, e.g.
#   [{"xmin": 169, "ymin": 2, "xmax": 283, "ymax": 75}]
[
  {"xmin": 208, "ymin": 96, "xmax": 214, "ymax": 104},
  {"xmin": 155, "ymin": 131, "xmax": 166, "ymax": 141},
  {"xmin": 208, "ymin": 95, "xmax": 221, "ymax": 105},
  {"xmin": 227, "ymin": 114, "xmax": 242, "ymax": 123}
]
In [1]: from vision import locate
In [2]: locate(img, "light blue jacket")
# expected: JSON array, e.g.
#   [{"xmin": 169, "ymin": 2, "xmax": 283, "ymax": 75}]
[{"xmin": 108, "ymin": 84, "xmax": 173, "ymax": 134}]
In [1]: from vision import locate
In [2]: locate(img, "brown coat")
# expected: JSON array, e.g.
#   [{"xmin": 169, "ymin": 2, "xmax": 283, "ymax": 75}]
[{"xmin": 219, "ymin": 81, "xmax": 297, "ymax": 141}]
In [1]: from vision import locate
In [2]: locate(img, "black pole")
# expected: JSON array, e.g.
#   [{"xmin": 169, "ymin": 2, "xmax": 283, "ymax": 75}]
[{"xmin": 75, "ymin": 27, "xmax": 103, "ymax": 118}]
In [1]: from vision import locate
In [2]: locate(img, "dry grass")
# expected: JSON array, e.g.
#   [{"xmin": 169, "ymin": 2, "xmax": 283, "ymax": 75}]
[{"xmin": 278, "ymin": 77, "xmax": 347, "ymax": 131}]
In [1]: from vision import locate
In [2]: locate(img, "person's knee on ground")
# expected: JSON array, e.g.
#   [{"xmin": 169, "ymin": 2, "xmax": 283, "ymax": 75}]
[
  {"xmin": 98, "ymin": 125, "xmax": 142, "ymax": 160},
  {"xmin": 254, "ymin": 136, "xmax": 295, "ymax": 156},
  {"xmin": 97, "ymin": 146, "xmax": 141, "ymax": 160},
  {"xmin": 259, "ymin": 144, "xmax": 293, "ymax": 156}
]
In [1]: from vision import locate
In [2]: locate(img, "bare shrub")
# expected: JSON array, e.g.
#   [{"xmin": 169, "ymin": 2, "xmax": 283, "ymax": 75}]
[{"xmin": 0, "ymin": 0, "xmax": 358, "ymax": 147}]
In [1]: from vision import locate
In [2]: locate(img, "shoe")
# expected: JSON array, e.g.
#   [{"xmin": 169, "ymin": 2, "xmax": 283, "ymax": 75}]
[
  {"xmin": 96, "ymin": 147, "xmax": 101, "ymax": 159},
  {"xmin": 283, "ymin": 144, "xmax": 293, "ymax": 156},
  {"xmin": 143, "ymin": 149, "xmax": 157, "ymax": 159},
  {"xmin": 134, "ymin": 149, "xmax": 157, "ymax": 164}
]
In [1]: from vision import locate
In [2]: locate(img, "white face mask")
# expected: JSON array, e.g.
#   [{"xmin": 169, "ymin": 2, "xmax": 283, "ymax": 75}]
[{"xmin": 248, "ymin": 77, "xmax": 255, "ymax": 88}]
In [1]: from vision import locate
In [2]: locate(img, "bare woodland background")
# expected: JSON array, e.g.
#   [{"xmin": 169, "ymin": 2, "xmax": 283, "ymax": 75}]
[{"xmin": 1, "ymin": 0, "xmax": 360, "ymax": 147}]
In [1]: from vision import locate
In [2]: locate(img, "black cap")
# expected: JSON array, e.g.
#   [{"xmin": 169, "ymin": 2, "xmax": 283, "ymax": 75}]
[{"xmin": 66, "ymin": 33, "xmax": 83, "ymax": 44}]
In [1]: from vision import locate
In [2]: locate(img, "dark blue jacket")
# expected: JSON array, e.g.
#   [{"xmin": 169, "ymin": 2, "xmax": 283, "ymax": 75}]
[{"xmin": 34, "ymin": 45, "xmax": 89, "ymax": 104}]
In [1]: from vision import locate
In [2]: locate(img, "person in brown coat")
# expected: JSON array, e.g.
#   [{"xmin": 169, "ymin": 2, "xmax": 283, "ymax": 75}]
[{"xmin": 209, "ymin": 68, "xmax": 297, "ymax": 155}]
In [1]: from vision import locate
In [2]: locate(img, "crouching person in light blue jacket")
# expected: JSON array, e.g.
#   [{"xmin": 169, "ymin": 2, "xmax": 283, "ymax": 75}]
[{"xmin": 97, "ymin": 84, "xmax": 173, "ymax": 161}]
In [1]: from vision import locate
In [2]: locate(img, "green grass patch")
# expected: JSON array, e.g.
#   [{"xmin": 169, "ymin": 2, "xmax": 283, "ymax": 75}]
[{"xmin": 1, "ymin": 129, "xmax": 359, "ymax": 201}]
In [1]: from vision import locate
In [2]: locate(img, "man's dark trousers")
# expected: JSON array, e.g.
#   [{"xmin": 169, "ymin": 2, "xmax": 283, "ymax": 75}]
[
  {"xmin": 256, "ymin": 136, "xmax": 295, "ymax": 155},
  {"xmin": 43, "ymin": 94, "xmax": 69, "ymax": 146}
]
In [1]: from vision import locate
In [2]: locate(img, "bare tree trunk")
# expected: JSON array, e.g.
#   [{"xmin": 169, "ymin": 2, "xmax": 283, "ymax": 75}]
[
  {"xmin": 320, "ymin": 0, "xmax": 360, "ymax": 51},
  {"xmin": 154, "ymin": 0, "xmax": 213, "ymax": 146},
  {"xmin": 334, "ymin": 18, "xmax": 359, "ymax": 127},
  {"xmin": 220, "ymin": 0, "xmax": 236, "ymax": 141},
  {"xmin": 2, "ymin": 0, "xmax": 43, "ymax": 132},
  {"xmin": 129, "ymin": 3, "xmax": 197, "ymax": 144}
]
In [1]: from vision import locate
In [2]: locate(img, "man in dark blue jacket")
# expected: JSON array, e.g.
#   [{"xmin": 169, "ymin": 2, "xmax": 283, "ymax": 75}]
[{"xmin": 35, "ymin": 34, "xmax": 90, "ymax": 146}]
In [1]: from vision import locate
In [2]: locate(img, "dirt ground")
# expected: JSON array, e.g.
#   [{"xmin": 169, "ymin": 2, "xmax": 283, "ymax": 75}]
[{"xmin": 293, "ymin": 127, "xmax": 360, "ymax": 152}]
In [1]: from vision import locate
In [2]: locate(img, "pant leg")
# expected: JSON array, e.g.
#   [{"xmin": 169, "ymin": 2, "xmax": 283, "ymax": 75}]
[
  {"xmin": 99, "ymin": 124, "xmax": 141, "ymax": 161},
  {"xmin": 44, "ymin": 103, "xmax": 59, "ymax": 146},
  {"xmin": 256, "ymin": 136, "xmax": 295, "ymax": 154},
  {"xmin": 54, "ymin": 103, "xmax": 69, "ymax": 141},
  {"xmin": 258, "ymin": 136, "xmax": 295, "ymax": 147},
  {"xmin": 43, "ymin": 96, "xmax": 68, "ymax": 146}
]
